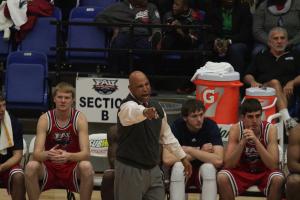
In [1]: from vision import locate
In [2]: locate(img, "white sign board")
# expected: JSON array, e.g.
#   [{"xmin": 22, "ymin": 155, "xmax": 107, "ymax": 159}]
[
  {"xmin": 76, "ymin": 77, "xmax": 129, "ymax": 123},
  {"xmin": 218, "ymin": 124, "xmax": 231, "ymax": 142},
  {"xmin": 89, "ymin": 133, "xmax": 108, "ymax": 157}
]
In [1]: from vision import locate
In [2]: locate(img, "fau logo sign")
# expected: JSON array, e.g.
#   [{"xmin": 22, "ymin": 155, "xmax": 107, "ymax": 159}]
[{"xmin": 93, "ymin": 79, "xmax": 118, "ymax": 95}]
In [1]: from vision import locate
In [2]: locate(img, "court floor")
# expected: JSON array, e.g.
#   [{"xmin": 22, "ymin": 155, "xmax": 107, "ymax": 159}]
[{"xmin": 0, "ymin": 188, "xmax": 265, "ymax": 200}]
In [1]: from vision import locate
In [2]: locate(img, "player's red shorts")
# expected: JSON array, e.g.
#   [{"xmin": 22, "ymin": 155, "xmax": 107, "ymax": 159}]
[
  {"xmin": 219, "ymin": 168, "xmax": 284, "ymax": 196},
  {"xmin": 0, "ymin": 164, "xmax": 23, "ymax": 194},
  {"xmin": 41, "ymin": 161, "xmax": 79, "ymax": 192},
  {"xmin": 185, "ymin": 165, "xmax": 201, "ymax": 192}
]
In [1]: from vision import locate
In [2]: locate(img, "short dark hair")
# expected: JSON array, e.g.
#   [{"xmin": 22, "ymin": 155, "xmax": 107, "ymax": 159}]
[
  {"xmin": 240, "ymin": 98, "xmax": 262, "ymax": 116},
  {"xmin": 181, "ymin": 99, "xmax": 205, "ymax": 117}
]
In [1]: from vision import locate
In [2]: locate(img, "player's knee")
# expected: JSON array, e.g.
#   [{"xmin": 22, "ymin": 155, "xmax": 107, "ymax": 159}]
[
  {"xmin": 170, "ymin": 162, "xmax": 185, "ymax": 182},
  {"xmin": 78, "ymin": 161, "xmax": 94, "ymax": 177},
  {"xmin": 269, "ymin": 79, "xmax": 281, "ymax": 87},
  {"xmin": 11, "ymin": 172, "xmax": 25, "ymax": 185},
  {"xmin": 25, "ymin": 161, "xmax": 41, "ymax": 177},
  {"xmin": 217, "ymin": 172, "xmax": 229, "ymax": 185},
  {"xmin": 286, "ymin": 174, "xmax": 300, "ymax": 188},
  {"xmin": 200, "ymin": 163, "xmax": 216, "ymax": 180},
  {"xmin": 271, "ymin": 174, "xmax": 284, "ymax": 187}
]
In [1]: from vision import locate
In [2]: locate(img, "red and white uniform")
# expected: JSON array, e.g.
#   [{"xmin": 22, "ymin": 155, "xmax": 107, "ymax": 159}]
[
  {"xmin": 41, "ymin": 108, "xmax": 81, "ymax": 192},
  {"xmin": 219, "ymin": 121, "xmax": 284, "ymax": 196},
  {"xmin": 0, "ymin": 164, "xmax": 23, "ymax": 194}
]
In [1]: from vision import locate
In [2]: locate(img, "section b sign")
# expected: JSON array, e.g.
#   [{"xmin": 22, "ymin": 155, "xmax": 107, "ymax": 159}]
[{"xmin": 76, "ymin": 77, "xmax": 129, "ymax": 123}]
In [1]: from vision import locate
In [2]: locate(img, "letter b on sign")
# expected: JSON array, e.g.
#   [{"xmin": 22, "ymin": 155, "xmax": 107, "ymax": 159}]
[{"xmin": 101, "ymin": 110, "xmax": 109, "ymax": 120}]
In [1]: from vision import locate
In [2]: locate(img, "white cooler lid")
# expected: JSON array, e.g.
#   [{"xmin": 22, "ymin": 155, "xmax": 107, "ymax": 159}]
[
  {"xmin": 196, "ymin": 71, "xmax": 240, "ymax": 81},
  {"xmin": 246, "ymin": 87, "xmax": 276, "ymax": 96}
]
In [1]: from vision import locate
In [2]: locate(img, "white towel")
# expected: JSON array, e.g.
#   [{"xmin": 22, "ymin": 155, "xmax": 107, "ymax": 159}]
[
  {"xmin": 0, "ymin": 2, "xmax": 13, "ymax": 31},
  {"xmin": 191, "ymin": 61, "xmax": 234, "ymax": 81},
  {"xmin": 7, "ymin": 0, "xmax": 28, "ymax": 29},
  {"xmin": 0, "ymin": 111, "xmax": 14, "ymax": 155}
]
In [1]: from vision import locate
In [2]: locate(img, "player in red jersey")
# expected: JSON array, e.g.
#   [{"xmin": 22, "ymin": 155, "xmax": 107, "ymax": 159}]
[
  {"xmin": 0, "ymin": 93, "xmax": 25, "ymax": 200},
  {"xmin": 25, "ymin": 82, "xmax": 94, "ymax": 200},
  {"xmin": 217, "ymin": 98, "xmax": 284, "ymax": 200}
]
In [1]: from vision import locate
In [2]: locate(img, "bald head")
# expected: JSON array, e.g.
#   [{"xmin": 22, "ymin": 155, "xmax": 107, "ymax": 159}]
[
  {"xmin": 128, "ymin": 71, "xmax": 151, "ymax": 103},
  {"xmin": 129, "ymin": 71, "xmax": 147, "ymax": 86}
]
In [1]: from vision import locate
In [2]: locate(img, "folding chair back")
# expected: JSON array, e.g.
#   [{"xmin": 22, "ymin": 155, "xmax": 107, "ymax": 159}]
[{"xmin": 5, "ymin": 51, "xmax": 49, "ymax": 111}]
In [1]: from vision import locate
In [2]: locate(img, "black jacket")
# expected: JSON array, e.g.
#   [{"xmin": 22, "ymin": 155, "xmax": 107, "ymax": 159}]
[{"xmin": 203, "ymin": 1, "xmax": 253, "ymax": 49}]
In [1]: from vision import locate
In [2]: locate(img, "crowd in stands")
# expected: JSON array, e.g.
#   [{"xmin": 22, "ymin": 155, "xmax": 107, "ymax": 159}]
[
  {"xmin": 61, "ymin": 0, "xmax": 300, "ymax": 99},
  {"xmin": 1, "ymin": 0, "xmax": 300, "ymax": 78}
]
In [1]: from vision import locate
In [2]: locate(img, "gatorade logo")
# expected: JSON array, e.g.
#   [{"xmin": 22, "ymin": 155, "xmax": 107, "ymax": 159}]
[
  {"xmin": 203, "ymin": 89, "xmax": 215, "ymax": 103},
  {"xmin": 198, "ymin": 86, "xmax": 224, "ymax": 117}
]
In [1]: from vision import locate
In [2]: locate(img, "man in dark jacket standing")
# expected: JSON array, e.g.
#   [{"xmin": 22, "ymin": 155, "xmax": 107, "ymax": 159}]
[{"xmin": 115, "ymin": 71, "xmax": 192, "ymax": 200}]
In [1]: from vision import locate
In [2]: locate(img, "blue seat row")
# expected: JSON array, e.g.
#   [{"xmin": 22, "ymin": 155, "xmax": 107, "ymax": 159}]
[
  {"xmin": 1, "ymin": 5, "xmax": 203, "ymax": 74},
  {"xmin": 1, "ymin": 6, "xmax": 110, "ymax": 67},
  {"xmin": 67, "ymin": 6, "xmax": 108, "ymax": 65},
  {"xmin": 5, "ymin": 51, "xmax": 49, "ymax": 111}
]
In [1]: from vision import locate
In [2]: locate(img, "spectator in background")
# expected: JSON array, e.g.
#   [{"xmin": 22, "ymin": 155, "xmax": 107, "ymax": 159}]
[
  {"xmin": 161, "ymin": 0, "xmax": 202, "ymax": 95},
  {"xmin": 143, "ymin": 0, "xmax": 206, "ymax": 18},
  {"xmin": 161, "ymin": 0, "xmax": 202, "ymax": 50},
  {"xmin": 148, "ymin": 0, "xmax": 173, "ymax": 17},
  {"xmin": 0, "ymin": 93, "xmax": 25, "ymax": 200},
  {"xmin": 163, "ymin": 99, "xmax": 223, "ymax": 200},
  {"xmin": 244, "ymin": 27, "xmax": 300, "ymax": 129},
  {"xmin": 95, "ymin": 0, "xmax": 162, "ymax": 75},
  {"xmin": 204, "ymin": 0, "xmax": 252, "ymax": 77},
  {"xmin": 217, "ymin": 98, "xmax": 284, "ymax": 200},
  {"xmin": 252, "ymin": 0, "xmax": 300, "ymax": 56}
]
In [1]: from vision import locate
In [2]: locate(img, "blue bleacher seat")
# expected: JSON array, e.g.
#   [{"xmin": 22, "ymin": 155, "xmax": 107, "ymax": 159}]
[
  {"xmin": 79, "ymin": 0, "xmax": 117, "ymax": 8},
  {"xmin": 67, "ymin": 6, "xmax": 108, "ymax": 65},
  {"xmin": 5, "ymin": 51, "xmax": 49, "ymax": 111},
  {"xmin": 18, "ymin": 7, "xmax": 62, "ymax": 62}
]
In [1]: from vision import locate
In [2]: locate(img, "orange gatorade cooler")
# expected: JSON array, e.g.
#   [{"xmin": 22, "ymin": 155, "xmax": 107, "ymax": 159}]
[
  {"xmin": 244, "ymin": 87, "xmax": 277, "ymax": 121},
  {"xmin": 193, "ymin": 72, "xmax": 243, "ymax": 124}
]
